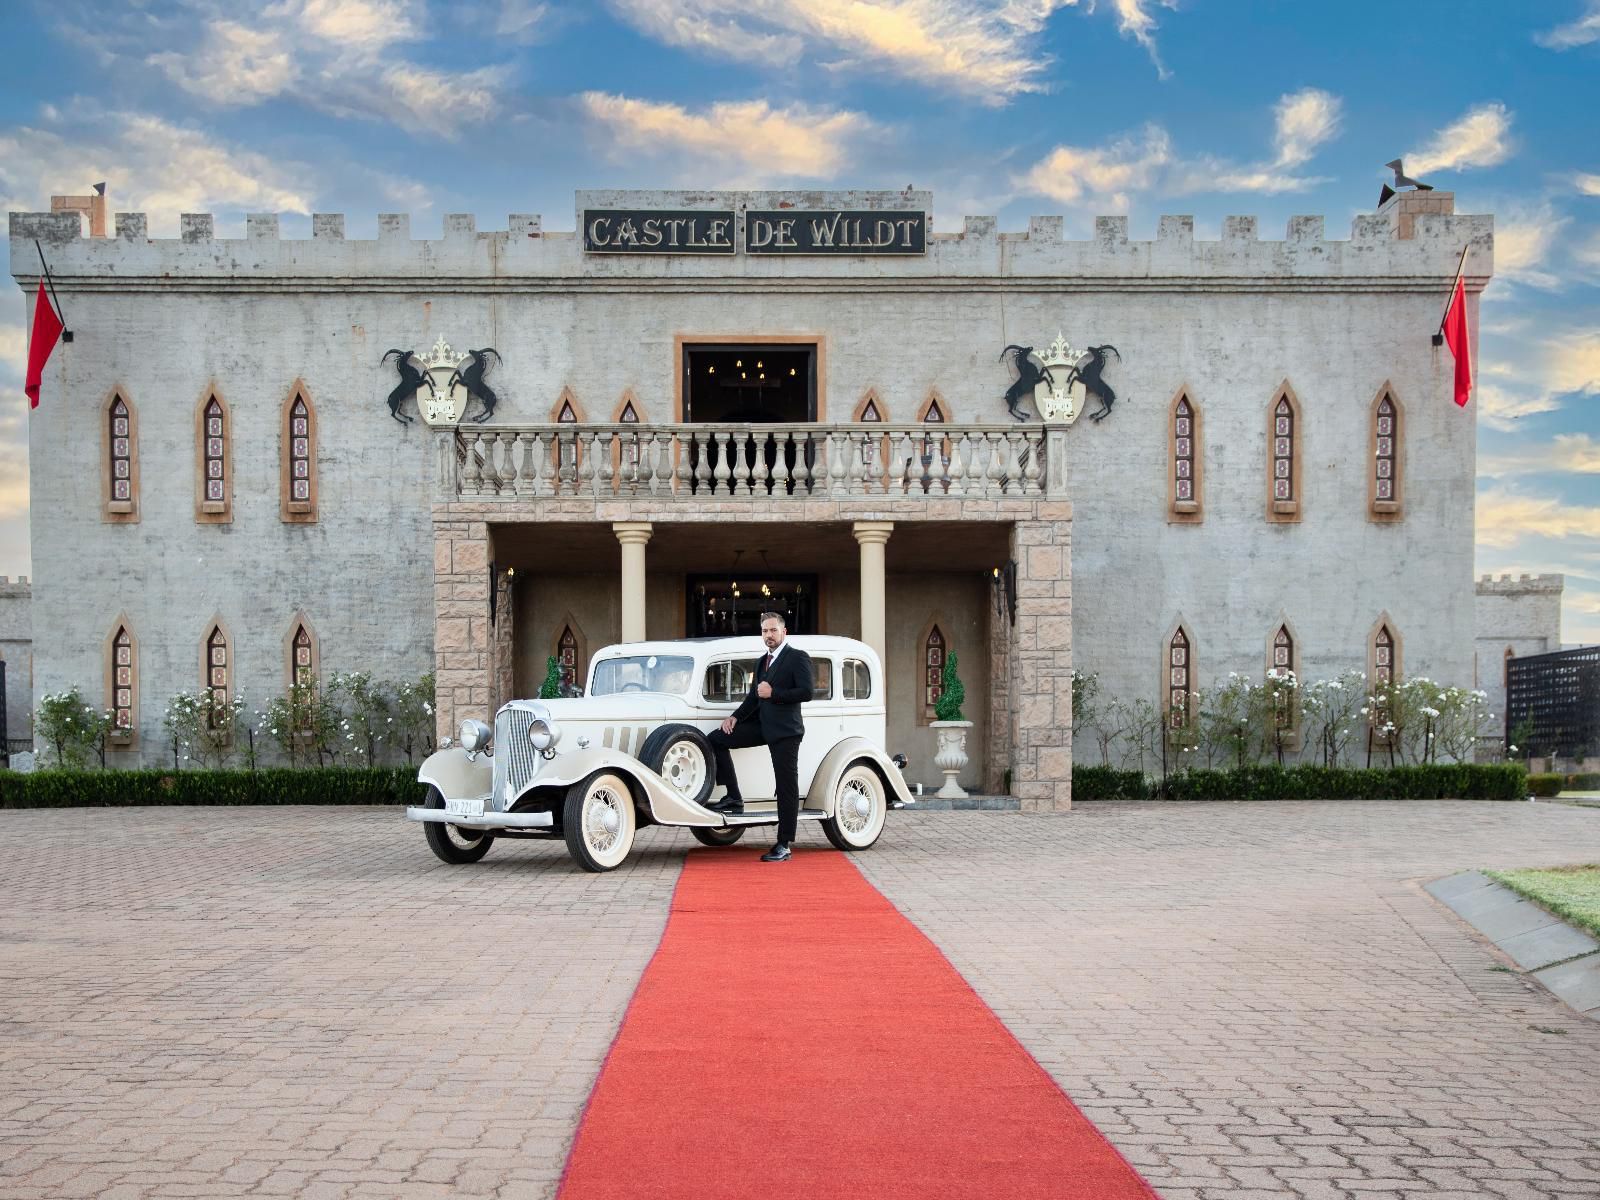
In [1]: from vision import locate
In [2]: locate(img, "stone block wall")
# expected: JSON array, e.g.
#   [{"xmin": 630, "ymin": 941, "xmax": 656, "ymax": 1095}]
[
  {"xmin": 1475, "ymin": 573, "xmax": 1564, "ymax": 738},
  {"xmin": 0, "ymin": 576, "xmax": 31, "ymax": 746}
]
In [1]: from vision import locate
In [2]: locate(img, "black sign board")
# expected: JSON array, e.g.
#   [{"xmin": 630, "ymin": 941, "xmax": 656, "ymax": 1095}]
[
  {"xmin": 745, "ymin": 209, "xmax": 926, "ymax": 255},
  {"xmin": 583, "ymin": 209, "xmax": 736, "ymax": 254}
]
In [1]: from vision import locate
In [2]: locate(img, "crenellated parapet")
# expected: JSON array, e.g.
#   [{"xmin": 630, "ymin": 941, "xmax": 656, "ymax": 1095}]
[
  {"xmin": 9, "ymin": 189, "xmax": 1492, "ymax": 293},
  {"xmin": 1476, "ymin": 573, "xmax": 1565, "ymax": 595}
]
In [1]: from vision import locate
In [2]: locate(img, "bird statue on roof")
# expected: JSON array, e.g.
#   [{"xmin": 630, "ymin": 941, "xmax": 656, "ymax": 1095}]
[{"xmin": 1378, "ymin": 158, "xmax": 1434, "ymax": 206}]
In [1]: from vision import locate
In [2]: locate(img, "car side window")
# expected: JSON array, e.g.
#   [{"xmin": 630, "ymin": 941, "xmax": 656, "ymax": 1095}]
[
  {"xmin": 702, "ymin": 660, "xmax": 755, "ymax": 704},
  {"xmin": 842, "ymin": 658, "xmax": 872, "ymax": 700},
  {"xmin": 809, "ymin": 658, "xmax": 834, "ymax": 701}
]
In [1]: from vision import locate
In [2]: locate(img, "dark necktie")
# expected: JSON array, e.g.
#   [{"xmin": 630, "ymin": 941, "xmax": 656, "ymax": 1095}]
[{"xmin": 765, "ymin": 652, "xmax": 774, "ymax": 673}]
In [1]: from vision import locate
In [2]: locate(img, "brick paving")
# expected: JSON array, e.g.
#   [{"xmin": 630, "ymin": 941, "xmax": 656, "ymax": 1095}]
[{"xmin": 1, "ymin": 800, "xmax": 1597, "ymax": 1198}]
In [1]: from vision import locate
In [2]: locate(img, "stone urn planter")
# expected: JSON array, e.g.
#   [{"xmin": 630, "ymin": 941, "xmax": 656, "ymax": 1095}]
[{"xmin": 930, "ymin": 720, "xmax": 973, "ymax": 799}]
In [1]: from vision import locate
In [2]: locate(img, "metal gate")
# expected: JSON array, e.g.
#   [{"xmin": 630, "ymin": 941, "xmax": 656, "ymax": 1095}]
[{"xmin": 1505, "ymin": 645, "xmax": 1600, "ymax": 759}]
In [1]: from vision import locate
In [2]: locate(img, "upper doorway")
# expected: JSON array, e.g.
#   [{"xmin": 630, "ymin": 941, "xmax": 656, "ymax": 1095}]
[{"xmin": 682, "ymin": 343, "xmax": 817, "ymax": 424}]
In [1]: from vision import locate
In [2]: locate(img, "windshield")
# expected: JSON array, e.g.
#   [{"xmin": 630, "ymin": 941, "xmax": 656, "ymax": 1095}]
[{"xmin": 589, "ymin": 654, "xmax": 696, "ymax": 697}]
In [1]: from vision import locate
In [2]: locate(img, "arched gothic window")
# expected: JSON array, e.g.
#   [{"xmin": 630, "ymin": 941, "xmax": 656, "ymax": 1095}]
[
  {"xmin": 1267, "ymin": 383, "xmax": 1302, "ymax": 522},
  {"xmin": 1167, "ymin": 628, "xmax": 1192, "ymax": 728},
  {"xmin": 196, "ymin": 391, "xmax": 232, "ymax": 522},
  {"xmin": 557, "ymin": 625, "xmax": 580, "ymax": 693},
  {"xmin": 1270, "ymin": 625, "xmax": 1296, "ymax": 731},
  {"xmin": 110, "ymin": 623, "xmax": 136, "ymax": 733},
  {"xmin": 282, "ymin": 386, "xmax": 317, "ymax": 522},
  {"xmin": 1373, "ymin": 623, "xmax": 1396, "ymax": 686},
  {"xmin": 1169, "ymin": 388, "xmax": 1202, "ymax": 522},
  {"xmin": 289, "ymin": 620, "xmax": 319, "ymax": 691},
  {"xmin": 204, "ymin": 624, "xmax": 231, "ymax": 726},
  {"xmin": 555, "ymin": 391, "xmax": 582, "ymax": 471},
  {"xmin": 105, "ymin": 392, "xmax": 139, "ymax": 520},
  {"xmin": 1370, "ymin": 387, "xmax": 1403, "ymax": 520},
  {"xmin": 923, "ymin": 624, "xmax": 946, "ymax": 720}
]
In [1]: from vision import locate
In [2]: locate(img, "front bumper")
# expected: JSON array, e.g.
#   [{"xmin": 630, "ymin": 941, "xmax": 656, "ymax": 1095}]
[{"xmin": 405, "ymin": 806, "xmax": 554, "ymax": 831}]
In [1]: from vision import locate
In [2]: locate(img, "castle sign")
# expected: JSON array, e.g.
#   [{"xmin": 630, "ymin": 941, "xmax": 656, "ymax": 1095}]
[{"xmin": 581, "ymin": 208, "xmax": 926, "ymax": 255}]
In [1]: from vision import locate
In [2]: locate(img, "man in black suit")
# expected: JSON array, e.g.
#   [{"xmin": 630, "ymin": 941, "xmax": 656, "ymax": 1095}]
[{"xmin": 708, "ymin": 612, "xmax": 814, "ymax": 861}]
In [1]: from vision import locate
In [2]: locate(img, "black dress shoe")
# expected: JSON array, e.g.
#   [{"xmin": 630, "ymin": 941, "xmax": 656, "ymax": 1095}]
[
  {"xmin": 710, "ymin": 798, "xmax": 744, "ymax": 814},
  {"xmin": 760, "ymin": 843, "xmax": 791, "ymax": 862}
]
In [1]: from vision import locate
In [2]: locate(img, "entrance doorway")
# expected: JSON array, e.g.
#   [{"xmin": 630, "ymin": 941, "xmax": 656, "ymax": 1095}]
[
  {"xmin": 687, "ymin": 574, "xmax": 818, "ymax": 637},
  {"xmin": 682, "ymin": 343, "xmax": 816, "ymax": 423}
]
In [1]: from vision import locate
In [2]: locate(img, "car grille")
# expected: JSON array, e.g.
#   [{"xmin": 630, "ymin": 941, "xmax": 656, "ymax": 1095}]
[{"xmin": 492, "ymin": 708, "xmax": 541, "ymax": 811}]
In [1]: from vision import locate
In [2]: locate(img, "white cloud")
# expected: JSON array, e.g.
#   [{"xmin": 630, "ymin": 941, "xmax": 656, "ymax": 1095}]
[
  {"xmin": 0, "ymin": 325, "xmax": 23, "ymax": 377},
  {"xmin": 1535, "ymin": 1, "xmax": 1600, "ymax": 49},
  {"xmin": 1477, "ymin": 488, "xmax": 1600, "ymax": 548},
  {"xmin": 1480, "ymin": 433, "xmax": 1600, "ymax": 478},
  {"xmin": 147, "ymin": 21, "xmax": 298, "ymax": 105},
  {"xmin": 1405, "ymin": 102, "xmax": 1514, "ymax": 176},
  {"xmin": 380, "ymin": 65, "xmax": 507, "ymax": 138},
  {"xmin": 289, "ymin": 0, "xmax": 420, "ymax": 52},
  {"xmin": 1545, "ymin": 328, "xmax": 1600, "ymax": 397},
  {"xmin": 1491, "ymin": 205, "xmax": 1570, "ymax": 290},
  {"xmin": 606, "ymin": 0, "xmax": 1173, "ymax": 103},
  {"xmin": 1475, "ymin": 328, "xmax": 1600, "ymax": 432},
  {"xmin": 1018, "ymin": 125, "xmax": 1171, "ymax": 209},
  {"xmin": 1272, "ymin": 88, "xmax": 1341, "ymax": 168},
  {"xmin": 1019, "ymin": 88, "xmax": 1342, "ymax": 208},
  {"xmin": 0, "ymin": 112, "xmax": 316, "ymax": 231},
  {"xmin": 1477, "ymin": 381, "xmax": 1563, "ymax": 430},
  {"xmin": 579, "ymin": 92, "xmax": 874, "ymax": 180},
  {"xmin": 1576, "ymin": 173, "xmax": 1600, "ymax": 196}
]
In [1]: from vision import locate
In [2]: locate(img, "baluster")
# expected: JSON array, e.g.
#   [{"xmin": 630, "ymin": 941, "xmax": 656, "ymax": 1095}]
[
  {"xmin": 692, "ymin": 431, "xmax": 711, "ymax": 493},
  {"xmin": 843, "ymin": 432, "xmax": 862, "ymax": 495},
  {"xmin": 946, "ymin": 432, "xmax": 967, "ymax": 497},
  {"xmin": 773, "ymin": 431, "xmax": 793, "ymax": 495},
  {"xmin": 462, "ymin": 433, "xmax": 484, "ymax": 495},
  {"xmin": 1001, "ymin": 433, "xmax": 1023, "ymax": 495},
  {"xmin": 984, "ymin": 433, "xmax": 1006, "ymax": 498},
  {"xmin": 577, "ymin": 432, "xmax": 596, "ymax": 495},
  {"xmin": 513, "ymin": 433, "xmax": 533, "ymax": 496},
  {"xmin": 678, "ymin": 431, "xmax": 696, "ymax": 495},
  {"xmin": 905, "ymin": 429, "xmax": 926, "ymax": 495},
  {"xmin": 828, "ymin": 432, "xmax": 847, "ymax": 496},
  {"xmin": 926, "ymin": 431, "xmax": 946, "ymax": 495},
  {"xmin": 537, "ymin": 433, "xmax": 557, "ymax": 496},
  {"xmin": 793, "ymin": 432, "xmax": 812, "ymax": 495},
  {"xmin": 713, "ymin": 431, "xmax": 732, "ymax": 495},
  {"xmin": 480, "ymin": 432, "xmax": 502, "ymax": 493},
  {"xmin": 496, "ymin": 432, "xmax": 517, "ymax": 495},
  {"xmin": 864, "ymin": 432, "xmax": 883, "ymax": 495},
  {"xmin": 1023, "ymin": 431, "xmax": 1042, "ymax": 493},
  {"xmin": 733, "ymin": 428, "xmax": 751, "ymax": 495},
  {"xmin": 621, "ymin": 431, "xmax": 640, "ymax": 496},
  {"xmin": 555, "ymin": 431, "xmax": 573, "ymax": 493},
  {"xmin": 637, "ymin": 432, "xmax": 655, "ymax": 496},
  {"xmin": 753, "ymin": 428, "xmax": 771, "ymax": 495}
]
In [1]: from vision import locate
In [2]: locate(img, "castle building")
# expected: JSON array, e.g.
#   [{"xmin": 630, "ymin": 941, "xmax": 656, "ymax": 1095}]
[{"xmin": 8, "ymin": 189, "xmax": 1491, "ymax": 807}]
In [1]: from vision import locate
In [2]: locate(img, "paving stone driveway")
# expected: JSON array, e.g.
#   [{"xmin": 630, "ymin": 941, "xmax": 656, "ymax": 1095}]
[{"xmin": 2, "ymin": 800, "xmax": 1598, "ymax": 1199}]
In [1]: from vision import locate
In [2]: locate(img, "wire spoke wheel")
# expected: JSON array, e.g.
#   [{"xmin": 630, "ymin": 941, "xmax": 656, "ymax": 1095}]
[
  {"xmin": 563, "ymin": 771, "xmax": 637, "ymax": 872},
  {"xmin": 822, "ymin": 763, "xmax": 887, "ymax": 852}
]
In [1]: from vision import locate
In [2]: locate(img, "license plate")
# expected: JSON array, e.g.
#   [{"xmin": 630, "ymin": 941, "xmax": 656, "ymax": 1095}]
[{"xmin": 445, "ymin": 798, "xmax": 484, "ymax": 819}]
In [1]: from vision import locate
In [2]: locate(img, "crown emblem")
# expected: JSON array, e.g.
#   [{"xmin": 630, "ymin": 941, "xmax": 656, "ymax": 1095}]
[
  {"xmin": 421, "ymin": 335, "xmax": 467, "ymax": 372},
  {"xmin": 1040, "ymin": 332, "xmax": 1080, "ymax": 370}
]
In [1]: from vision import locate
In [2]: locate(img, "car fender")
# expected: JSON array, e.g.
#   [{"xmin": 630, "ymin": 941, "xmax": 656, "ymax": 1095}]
[
  {"xmin": 517, "ymin": 747, "xmax": 715, "ymax": 827},
  {"xmin": 418, "ymin": 746, "xmax": 491, "ymax": 801},
  {"xmin": 807, "ymin": 738, "xmax": 916, "ymax": 812}
]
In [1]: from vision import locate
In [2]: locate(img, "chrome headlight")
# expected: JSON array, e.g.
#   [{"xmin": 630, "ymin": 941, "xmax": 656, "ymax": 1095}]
[
  {"xmin": 458, "ymin": 719, "xmax": 491, "ymax": 753},
  {"xmin": 528, "ymin": 717, "xmax": 561, "ymax": 751}
]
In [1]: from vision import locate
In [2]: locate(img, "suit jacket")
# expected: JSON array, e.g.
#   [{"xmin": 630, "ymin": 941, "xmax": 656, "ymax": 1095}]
[{"xmin": 731, "ymin": 645, "xmax": 814, "ymax": 741}]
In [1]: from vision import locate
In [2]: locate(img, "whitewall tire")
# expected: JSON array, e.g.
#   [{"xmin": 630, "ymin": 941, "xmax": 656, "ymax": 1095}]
[
  {"xmin": 822, "ymin": 762, "xmax": 887, "ymax": 852},
  {"xmin": 563, "ymin": 771, "xmax": 638, "ymax": 872}
]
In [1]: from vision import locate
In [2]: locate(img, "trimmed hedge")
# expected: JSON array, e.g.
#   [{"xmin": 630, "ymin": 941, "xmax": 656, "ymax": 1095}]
[
  {"xmin": 1565, "ymin": 772, "xmax": 1600, "ymax": 791},
  {"xmin": 1527, "ymin": 773, "xmax": 1565, "ymax": 798},
  {"xmin": 0, "ymin": 766, "xmax": 428, "ymax": 809},
  {"xmin": 1075, "ymin": 763, "xmax": 1528, "ymax": 803}
]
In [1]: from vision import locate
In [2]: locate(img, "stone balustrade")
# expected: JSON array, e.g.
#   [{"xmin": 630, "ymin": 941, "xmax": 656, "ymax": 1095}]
[{"xmin": 443, "ymin": 422, "xmax": 1057, "ymax": 501}]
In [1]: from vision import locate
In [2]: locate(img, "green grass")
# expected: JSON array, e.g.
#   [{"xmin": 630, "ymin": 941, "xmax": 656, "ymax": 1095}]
[{"xmin": 1484, "ymin": 865, "xmax": 1600, "ymax": 939}]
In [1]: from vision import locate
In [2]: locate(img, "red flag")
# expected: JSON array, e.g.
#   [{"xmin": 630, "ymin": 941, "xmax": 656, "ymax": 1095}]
[
  {"xmin": 24, "ymin": 278, "xmax": 63, "ymax": 410},
  {"xmin": 1441, "ymin": 273, "xmax": 1471, "ymax": 408}
]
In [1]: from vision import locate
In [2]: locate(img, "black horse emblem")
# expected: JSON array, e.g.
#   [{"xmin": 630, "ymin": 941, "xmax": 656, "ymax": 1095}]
[
  {"xmin": 998, "ymin": 344, "xmax": 1056, "ymax": 421},
  {"xmin": 1063, "ymin": 345, "xmax": 1121, "ymax": 423},
  {"xmin": 380, "ymin": 349, "xmax": 434, "ymax": 425},
  {"xmin": 449, "ymin": 348, "xmax": 502, "ymax": 424}
]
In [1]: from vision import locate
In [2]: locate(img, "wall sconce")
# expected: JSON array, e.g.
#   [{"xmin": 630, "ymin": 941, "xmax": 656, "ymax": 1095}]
[{"xmin": 991, "ymin": 560, "xmax": 1017, "ymax": 626}]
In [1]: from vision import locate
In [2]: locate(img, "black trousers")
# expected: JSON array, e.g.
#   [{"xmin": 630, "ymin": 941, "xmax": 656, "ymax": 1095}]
[{"xmin": 708, "ymin": 723, "xmax": 803, "ymax": 844}]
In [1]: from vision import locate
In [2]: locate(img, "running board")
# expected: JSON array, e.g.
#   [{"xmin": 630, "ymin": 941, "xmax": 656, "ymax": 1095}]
[{"xmin": 719, "ymin": 808, "xmax": 829, "ymax": 826}]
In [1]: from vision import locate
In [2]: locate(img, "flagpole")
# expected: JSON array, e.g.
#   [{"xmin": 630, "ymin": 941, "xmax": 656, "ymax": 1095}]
[
  {"xmin": 32, "ymin": 238, "xmax": 73, "ymax": 343},
  {"xmin": 1431, "ymin": 242, "xmax": 1470, "ymax": 346}
]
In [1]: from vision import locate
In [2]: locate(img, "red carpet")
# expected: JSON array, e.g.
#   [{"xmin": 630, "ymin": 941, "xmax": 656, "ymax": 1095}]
[{"xmin": 557, "ymin": 849, "xmax": 1158, "ymax": 1199}]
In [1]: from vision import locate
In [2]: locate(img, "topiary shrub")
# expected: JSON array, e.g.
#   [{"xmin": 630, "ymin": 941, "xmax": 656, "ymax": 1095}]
[
  {"xmin": 539, "ymin": 656, "xmax": 564, "ymax": 700},
  {"xmin": 934, "ymin": 651, "xmax": 966, "ymax": 722},
  {"xmin": 1526, "ymin": 773, "xmax": 1564, "ymax": 798}
]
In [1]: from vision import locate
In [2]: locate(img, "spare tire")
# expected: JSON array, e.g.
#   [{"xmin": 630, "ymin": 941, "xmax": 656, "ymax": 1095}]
[{"xmin": 638, "ymin": 723, "xmax": 717, "ymax": 808}]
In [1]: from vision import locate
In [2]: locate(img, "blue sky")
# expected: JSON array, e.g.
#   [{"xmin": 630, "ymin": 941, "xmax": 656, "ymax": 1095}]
[{"xmin": 2, "ymin": 0, "xmax": 1597, "ymax": 642}]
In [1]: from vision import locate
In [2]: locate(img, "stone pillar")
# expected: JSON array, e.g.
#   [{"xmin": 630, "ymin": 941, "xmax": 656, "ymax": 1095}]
[
  {"xmin": 852, "ymin": 521, "xmax": 893, "ymax": 666},
  {"xmin": 613, "ymin": 522, "xmax": 653, "ymax": 642},
  {"xmin": 1007, "ymin": 504, "xmax": 1074, "ymax": 812},
  {"xmin": 432, "ymin": 516, "xmax": 492, "ymax": 745}
]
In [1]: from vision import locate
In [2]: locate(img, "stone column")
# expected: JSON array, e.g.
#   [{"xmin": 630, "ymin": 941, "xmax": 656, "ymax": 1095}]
[
  {"xmin": 613, "ymin": 522, "xmax": 653, "ymax": 642},
  {"xmin": 852, "ymin": 521, "xmax": 894, "ymax": 666},
  {"xmin": 432, "ymin": 516, "xmax": 492, "ymax": 745}
]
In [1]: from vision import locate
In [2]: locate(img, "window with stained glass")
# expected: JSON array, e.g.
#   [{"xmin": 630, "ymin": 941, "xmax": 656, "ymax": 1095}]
[
  {"xmin": 919, "ymin": 398, "xmax": 949, "ymax": 475},
  {"xmin": 558, "ymin": 625, "xmax": 579, "ymax": 692},
  {"xmin": 292, "ymin": 624, "xmax": 314, "ymax": 689},
  {"xmin": 1174, "ymin": 397, "xmax": 1195, "ymax": 503},
  {"xmin": 1168, "ymin": 629, "xmax": 1191, "ymax": 727},
  {"xmin": 923, "ymin": 625, "xmax": 945, "ymax": 719},
  {"xmin": 1373, "ymin": 624, "xmax": 1395, "ymax": 685},
  {"xmin": 557, "ymin": 397, "xmax": 578, "ymax": 468},
  {"xmin": 206, "ymin": 626, "xmax": 229, "ymax": 725},
  {"xmin": 203, "ymin": 397, "xmax": 226, "ymax": 505},
  {"xmin": 112, "ymin": 626, "xmax": 134, "ymax": 731},
  {"xmin": 110, "ymin": 397, "xmax": 132, "ymax": 503},
  {"xmin": 289, "ymin": 396, "xmax": 311, "ymax": 503},
  {"xmin": 1271, "ymin": 626, "xmax": 1295, "ymax": 729},
  {"xmin": 1272, "ymin": 396, "xmax": 1294, "ymax": 502},
  {"xmin": 1374, "ymin": 395, "xmax": 1397, "ymax": 503},
  {"xmin": 859, "ymin": 398, "xmax": 881, "ymax": 421}
]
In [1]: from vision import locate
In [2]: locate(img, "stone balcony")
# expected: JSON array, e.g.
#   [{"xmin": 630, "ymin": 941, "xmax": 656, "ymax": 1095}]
[{"xmin": 439, "ymin": 421, "xmax": 1061, "ymax": 502}]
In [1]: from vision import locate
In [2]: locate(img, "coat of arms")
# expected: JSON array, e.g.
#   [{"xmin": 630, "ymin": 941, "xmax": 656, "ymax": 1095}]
[{"xmin": 381, "ymin": 337, "xmax": 502, "ymax": 426}]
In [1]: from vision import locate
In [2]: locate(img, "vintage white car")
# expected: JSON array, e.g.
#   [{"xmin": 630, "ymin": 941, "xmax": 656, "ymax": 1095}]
[{"xmin": 406, "ymin": 635, "xmax": 915, "ymax": 871}]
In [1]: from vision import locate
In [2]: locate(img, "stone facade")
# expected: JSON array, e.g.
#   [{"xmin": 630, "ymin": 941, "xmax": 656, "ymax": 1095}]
[
  {"xmin": 0, "ymin": 575, "xmax": 31, "ymax": 749},
  {"xmin": 8, "ymin": 187, "xmax": 1490, "ymax": 802},
  {"xmin": 1475, "ymin": 573, "xmax": 1563, "ymax": 739}
]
